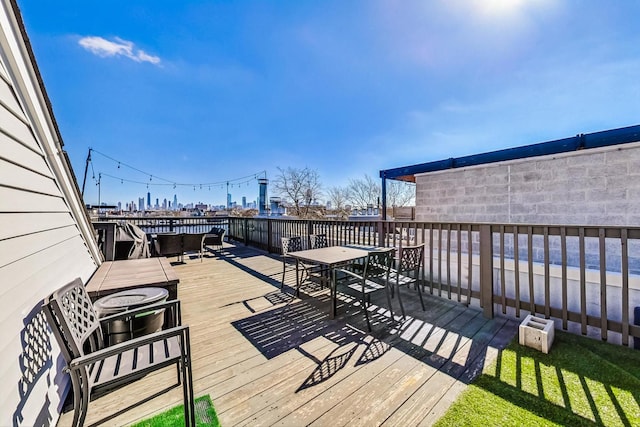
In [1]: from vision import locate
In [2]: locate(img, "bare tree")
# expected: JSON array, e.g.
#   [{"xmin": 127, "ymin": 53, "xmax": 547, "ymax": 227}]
[
  {"xmin": 386, "ymin": 180, "xmax": 415, "ymax": 207},
  {"xmin": 326, "ymin": 186, "xmax": 349, "ymax": 210},
  {"xmin": 273, "ymin": 166, "xmax": 322, "ymax": 217},
  {"xmin": 346, "ymin": 174, "xmax": 415, "ymax": 209},
  {"xmin": 346, "ymin": 175, "xmax": 380, "ymax": 208}
]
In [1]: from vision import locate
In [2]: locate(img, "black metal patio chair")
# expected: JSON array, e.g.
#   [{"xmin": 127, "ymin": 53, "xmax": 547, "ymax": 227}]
[
  {"xmin": 390, "ymin": 244, "xmax": 426, "ymax": 318},
  {"xmin": 42, "ymin": 278, "xmax": 195, "ymax": 427},
  {"xmin": 281, "ymin": 236, "xmax": 321, "ymax": 296},
  {"xmin": 334, "ymin": 248, "xmax": 396, "ymax": 331},
  {"xmin": 309, "ymin": 234, "xmax": 331, "ymax": 287}
]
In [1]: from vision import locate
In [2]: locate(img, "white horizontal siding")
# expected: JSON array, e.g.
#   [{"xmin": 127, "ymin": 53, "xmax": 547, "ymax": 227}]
[
  {"xmin": 0, "ymin": 158, "xmax": 59, "ymax": 195},
  {"xmin": 0, "ymin": 212, "xmax": 75, "ymax": 241},
  {"xmin": 0, "ymin": 186, "xmax": 68, "ymax": 212},
  {"xmin": 0, "ymin": 131, "xmax": 52, "ymax": 177},
  {"xmin": 0, "ymin": 224, "xmax": 82, "ymax": 269},
  {"xmin": 0, "ymin": 98, "xmax": 37, "ymax": 152},
  {"xmin": 0, "ymin": 72, "xmax": 23, "ymax": 116}
]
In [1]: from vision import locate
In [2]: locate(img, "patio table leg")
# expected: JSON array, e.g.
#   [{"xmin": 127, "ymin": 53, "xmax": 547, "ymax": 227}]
[
  {"xmin": 331, "ymin": 267, "xmax": 337, "ymax": 319},
  {"xmin": 295, "ymin": 259, "xmax": 300, "ymax": 297}
]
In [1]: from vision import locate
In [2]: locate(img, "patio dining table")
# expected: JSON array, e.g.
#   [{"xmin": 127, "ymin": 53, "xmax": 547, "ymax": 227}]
[{"xmin": 287, "ymin": 245, "xmax": 379, "ymax": 318}]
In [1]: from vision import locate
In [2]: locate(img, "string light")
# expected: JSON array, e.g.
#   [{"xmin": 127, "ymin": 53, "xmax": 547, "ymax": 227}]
[{"xmin": 88, "ymin": 148, "xmax": 266, "ymax": 189}]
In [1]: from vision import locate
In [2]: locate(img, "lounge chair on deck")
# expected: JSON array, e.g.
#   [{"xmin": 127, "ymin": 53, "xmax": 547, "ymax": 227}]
[
  {"xmin": 203, "ymin": 227, "xmax": 226, "ymax": 250},
  {"xmin": 154, "ymin": 233, "xmax": 205, "ymax": 262}
]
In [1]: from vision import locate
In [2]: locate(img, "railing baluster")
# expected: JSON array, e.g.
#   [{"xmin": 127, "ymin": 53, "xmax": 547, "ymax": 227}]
[
  {"xmin": 437, "ymin": 223, "xmax": 443, "ymax": 297},
  {"xmin": 457, "ymin": 224, "xmax": 462, "ymax": 303},
  {"xmin": 599, "ymin": 228, "xmax": 607, "ymax": 341},
  {"xmin": 513, "ymin": 226, "xmax": 520, "ymax": 318},
  {"xmin": 528, "ymin": 226, "xmax": 534, "ymax": 315},
  {"xmin": 420, "ymin": 223, "xmax": 426, "ymax": 291},
  {"xmin": 429, "ymin": 225, "xmax": 434, "ymax": 295},
  {"xmin": 500, "ymin": 225, "xmax": 506, "ymax": 314},
  {"xmin": 544, "ymin": 226, "xmax": 550, "ymax": 319},
  {"xmin": 467, "ymin": 224, "xmax": 472, "ymax": 306},
  {"xmin": 446, "ymin": 223, "xmax": 452, "ymax": 299},
  {"xmin": 579, "ymin": 227, "xmax": 587, "ymax": 335},
  {"xmin": 621, "ymin": 228, "xmax": 629, "ymax": 346},
  {"xmin": 561, "ymin": 227, "xmax": 568, "ymax": 330}
]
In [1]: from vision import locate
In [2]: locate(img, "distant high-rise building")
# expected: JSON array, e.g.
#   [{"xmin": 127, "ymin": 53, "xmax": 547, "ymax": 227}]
[
  {"xmin": 227, "ymin": 193, "xmax": 232, "ymax": 209},
  {"xmin": 258, "ymin": 178, "xmax": 268, "ymax": 215},
  {"xmin": 162, "ymin": 198, "xmax": 167, "ymax": 210},
  {"xmin": 138, "ymin": 197, "xmax": 145, "ymax": 211},
  {"xmin": 155, "ymin": 198, "xmax": 159, "ymax": 209},
  {"xmin": 173, "ymin": 194, "xmax": 178, "ymax": 211},
  {"xmin": 242, "ymin": 196, "xmax": 246, "ymax": 208},
  {"xmin": 147, "ymin": 192, "xmax": 151, "ymax": 209}
]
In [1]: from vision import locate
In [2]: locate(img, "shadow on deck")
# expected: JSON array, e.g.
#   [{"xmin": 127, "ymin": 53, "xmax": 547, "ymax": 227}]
[{"xmin": 63, "ymin": 242, "xmax": 519, "ymax": 427}]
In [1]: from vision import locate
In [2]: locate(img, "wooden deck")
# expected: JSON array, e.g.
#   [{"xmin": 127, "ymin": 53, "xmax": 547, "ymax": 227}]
[{"xmin": 58, "ymin": 243, "xmax": 519, "ymax": 427}]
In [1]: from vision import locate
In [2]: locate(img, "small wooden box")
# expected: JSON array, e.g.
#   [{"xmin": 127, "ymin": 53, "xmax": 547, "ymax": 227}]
[{"xmin": 519, "ymin": 315, "xmax": 555, "ymax": 354}]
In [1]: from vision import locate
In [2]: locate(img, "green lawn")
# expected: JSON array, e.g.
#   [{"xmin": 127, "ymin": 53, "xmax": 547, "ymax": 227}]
[{"xmin": 435, "ymin": 330, "xmax": 640, "ymax": 427}]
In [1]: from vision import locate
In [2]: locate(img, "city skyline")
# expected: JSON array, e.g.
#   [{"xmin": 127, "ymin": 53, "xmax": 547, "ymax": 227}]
[{"xmin": 100, "ymin": 190, "xmax": 258, "ymax": 211}]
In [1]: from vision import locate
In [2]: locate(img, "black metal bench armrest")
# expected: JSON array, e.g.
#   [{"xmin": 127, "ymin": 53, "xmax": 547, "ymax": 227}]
[{"xmin": 68, "ymin": 325, "xmax": 190, "ymax": 369}]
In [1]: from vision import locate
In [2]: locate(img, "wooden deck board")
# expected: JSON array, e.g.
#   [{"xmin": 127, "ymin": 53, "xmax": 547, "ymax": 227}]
[{"xmin": 57, "ymin": 243, "xmax": 519, "ymax": 427}]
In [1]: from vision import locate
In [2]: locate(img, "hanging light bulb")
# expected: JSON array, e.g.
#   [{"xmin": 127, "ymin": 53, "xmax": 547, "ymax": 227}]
[{"xmin": 117, "ymin": 162, "xmax": 120, "ymax": 169}]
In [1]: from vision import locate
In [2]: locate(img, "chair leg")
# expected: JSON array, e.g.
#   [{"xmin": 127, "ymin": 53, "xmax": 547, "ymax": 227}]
[
  {"xmin": 281, "ymin": 262, "xmax": 286, "ymax": 291},
  {"xmin": 362, "ymin": 293, "xmax": 371, "ymax": 332},
  {"xmin": 395, "ymin": 281, "xmax": 406, "ymax": 319},
  {"xmin": 181, "ymin": 331, "xmax": 196, "ymax": 427},
  {"xmin": 416, "ymin": 279, "xmax": 425, "ymax": 311},
  {"xmin": 72, "ymin": 372, "xmax": 89, "ymax": 427},
  {"xmin": 384, "ymin": 286, "xmax": 395, "ymax": 323}
]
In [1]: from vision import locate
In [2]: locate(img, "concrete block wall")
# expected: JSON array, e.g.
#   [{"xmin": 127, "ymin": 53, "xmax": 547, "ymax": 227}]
[
  {"xmin": 414, "ymin": 142, "xmax": 640, "ymax": 273},
  {"xmin": 415, "ymin": 142, "xmax": 640, "ymax": 226}
]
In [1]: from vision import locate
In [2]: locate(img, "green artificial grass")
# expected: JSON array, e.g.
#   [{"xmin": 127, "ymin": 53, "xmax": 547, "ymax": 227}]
[
  {"xmin": 435, "ymin": 330, "xmax": 640, "ymax": 427},
  {"xmin": 130, "ymin": 395, "xmax": 220, "ymax": 427}
]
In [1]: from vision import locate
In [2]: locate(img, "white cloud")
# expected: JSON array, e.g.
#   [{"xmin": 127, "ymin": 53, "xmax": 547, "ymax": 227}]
[{"xmin": 78, "ymin": 36, "xmax": 161, "ymax": 65}]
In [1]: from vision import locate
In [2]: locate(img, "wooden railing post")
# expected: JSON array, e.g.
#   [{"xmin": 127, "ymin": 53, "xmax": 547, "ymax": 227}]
[
  {"xmin": 377, "ymin": 221, "xmax": 385, "ymax": 247},
  {"xmin": 169, "ymin": 218, "xmax": 174, "ymax": 232},
  {"xmin": 307, "ymin": 220, "xmax": 314, "ymax": 247},
  {"xmin": 479, "ymin": 224, "xmax": 494, "ymax": 318},
  {"xmin": 243, "ymin": 218, "xmax": 249, "ymax": 246}
]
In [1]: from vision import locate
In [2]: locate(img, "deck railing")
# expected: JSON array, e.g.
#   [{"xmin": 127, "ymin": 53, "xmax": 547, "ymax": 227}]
[
  {"xmin": 226, "ymin": 217, "xmax": 640, "ymax": 347},
  {"xmin": 94, "ymin": 216, "xmax": 640, "ymax": 347},
  {"xmin": 95, "ymin": 216, "xmax": 229, "ymax": 234}
]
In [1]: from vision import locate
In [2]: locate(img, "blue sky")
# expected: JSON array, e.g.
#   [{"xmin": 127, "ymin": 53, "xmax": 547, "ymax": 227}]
[{"xmin": 18, "ymin": 0, "xmax": 640, "ymax": 207}]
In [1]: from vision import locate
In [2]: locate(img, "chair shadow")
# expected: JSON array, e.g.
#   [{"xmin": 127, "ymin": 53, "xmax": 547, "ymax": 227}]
[{"xmin": 12, "ymin": 303, "xmax": 57, "ymax": 427}]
